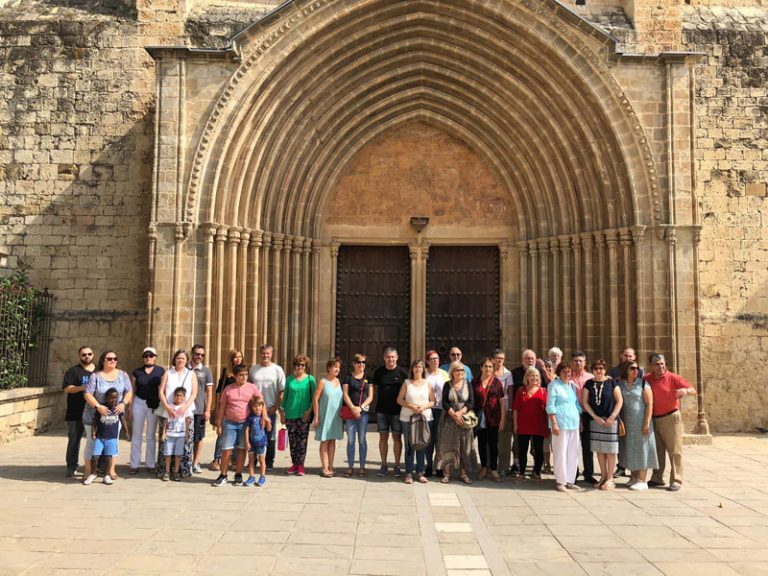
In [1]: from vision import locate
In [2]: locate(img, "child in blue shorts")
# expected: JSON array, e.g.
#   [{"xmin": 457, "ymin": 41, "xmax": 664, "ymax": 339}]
[
  {"xmin": 84, "ymin": 388, "xmax": 120, "ymax": 486},
  {"xmin": 162, "ymin": 387, "xmax": 191, "ymax": 482},
  {"xmin": 244, "ymin": 397, "xmax": 271, "ymax": 486}
]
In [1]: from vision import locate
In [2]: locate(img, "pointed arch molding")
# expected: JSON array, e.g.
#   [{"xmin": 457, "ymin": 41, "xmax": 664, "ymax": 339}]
[{"xmin": 182, "ymin": 0, "xmax": 662, "ymax": 240}]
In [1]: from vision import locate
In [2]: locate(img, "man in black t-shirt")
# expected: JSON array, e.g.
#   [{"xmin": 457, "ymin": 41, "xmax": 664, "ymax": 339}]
[
  {"xmin": 373, "ymin": 347, "xmax": 408, "ymax": 478},
  {"xmin": 62, "ymin": 345, "xmax": 95, "ymax": 477}
]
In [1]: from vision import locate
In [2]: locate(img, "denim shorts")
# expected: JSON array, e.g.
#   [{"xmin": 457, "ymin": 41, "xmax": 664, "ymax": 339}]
[
  {"xmin": 221, "ymin": 419, "xmax": 246, "ymax": 451},
  {"xmin": 376, "ymin": 413, "xmax": 402, "ymax": 434},
  {"xmin": 164, "ymin": 436, "xmax": 185, "ymax": 456},
  {"xmin": 249, "ymin": 444, "xmax": 267, "ymax": 456},
  {"xmin": 92, "ymin": 437, "xmax": 118, "ymax": 457}
]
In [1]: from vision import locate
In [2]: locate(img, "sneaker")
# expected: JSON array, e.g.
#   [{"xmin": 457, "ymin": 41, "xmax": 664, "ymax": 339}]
[
  {"xmin": 531, "ymin": 473, "xmax": 542, "ymax": 480},
  {"xmin": 424, "ymin": 466, "xmax": 433, "ymax": 478},
  {"xmin": 244, "ymin": 475, "xmax": 257, "ymax": 487},
  {"xmin": 297, "ymin": 465, "xmax": 305, "ymax": 476},
  {"xmin": 83, "ymin": 474, "xmax": 97, "ymax": 486},
  {"xmin": 287, "ymin": 465, "xmax": 298, "ymax": 475},
  {"xmin": 128, "ymin": 468, "xmax": 140, "ymax": 475},
  {"xmin": 626, "ymin": 478, "xmax": 638, "ymax": 488},
  {"xmin": 393, "ymin": 467, "xmax": 402, "ymax": 478},
  {"xmin": 173, "ymin": 473, "xmax": 182, "ymax": 482},
  {"xmin": 103, "ymin": 474, "xmax": 114, "ymax": 485},
  {"xmin": 613, "ymin": 467, "xmax": 625, "ymax": 479},
  {"xmin": 161, "ymin": 473, "xmax": 170, "ymax": 482},
  {"xmin": 192, "ymin": 463, "xmax": 203, "ymax": 474},
  {"xmin": 509, "ymin": 464, "xmax": 520, "ymax": 477},
  {"xmin": 66, "ymin": 469, "xmax": 76, "ymax": 478},
  {"xmin": 555, "ymin": 483, "xmax": 567, "ymax": 492},
  {"xmin": 377, "ymin": 465, "xmax": 388, "ymax": 477},
  {"xmin": 232, "ymin": 473, "xmax": 243, "ymax": 486},
  {"xmin": 629, "ymin": 481, "xmax": 648, "ymax": 491},
  {"xmin": 666, "ymin": 483, "xmax": 681, "ymax": 492},
  {"xmin": 257, "ymin": 475, "xmax": 266, "ymax": 487},
  {"xmin": 212, "ymin": 475, "xmax": 228, "ymax": 487},
  {"xmin": 647, "ymin": 480, "xmax": 666, "ymax": 488},
  {"xmin": 584, "ymin": 476, "xmax": 600, "ymax": 485}
]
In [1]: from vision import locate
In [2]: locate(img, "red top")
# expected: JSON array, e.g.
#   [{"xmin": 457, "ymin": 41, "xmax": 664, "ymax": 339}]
[
  {"xmin": 513, "ymin": 386, "xmax": 548, "ymax": 436},
  {"xmin": 643, "ymin": 371, "xmax": 692, "ymax": 416},
  {"xmin": 472, "ymin": 376, "xmax": 505, "ymax": 428}
]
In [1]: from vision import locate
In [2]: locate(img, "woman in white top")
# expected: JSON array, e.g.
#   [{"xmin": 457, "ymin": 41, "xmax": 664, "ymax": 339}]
[
  {"xmin": 424, "ymin": 350, "xmax": 449, "ymax": 477},
  {"xmin": 156, "ymin": 349, "xmax": 198, "ymax": 477},
  {"xmin": 397, "ymin": 359, "xmax": 436, "ymax": 484}
]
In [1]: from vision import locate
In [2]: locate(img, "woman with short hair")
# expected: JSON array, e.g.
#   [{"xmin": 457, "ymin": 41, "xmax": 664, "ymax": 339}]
[
  {"xmin": 314, "ymin": 357, "xmax": 344, "ymax": 478},
  {"xmin": 582, "ymin": 359, "xmax": 623, "ymax": 490},
  {"xmin": 156, "ymin": 349, "xmax": 198, "ymax": 478},
  {"xmin": 397, "ymin": 359, "xmax": 435, "ymax": 484},
  {"xmin": 436, "ymin": 361, "xmax": 475, "ymax": 484},
  {"xmin": 513, "ymin": 366, "xmax": 548, "ymax": 479},
  {"xmin": 546, "ymin": 362, "xmax": 582, "ymax": 492},
  {"xmin": 280, "ymin": 354, "xmax": 316, "ymax": 476}
]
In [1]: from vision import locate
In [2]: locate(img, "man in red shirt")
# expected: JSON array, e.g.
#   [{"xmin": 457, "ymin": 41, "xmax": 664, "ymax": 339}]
[{"xmin": 644, "ymin": 354, "xmax": 696, "ymax": 492}]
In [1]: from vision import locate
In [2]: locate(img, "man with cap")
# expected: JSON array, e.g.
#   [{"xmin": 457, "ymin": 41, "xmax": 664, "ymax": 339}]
[{"xmin": 129, "ymin": 346, "xmax": 165, "ymax": 473}]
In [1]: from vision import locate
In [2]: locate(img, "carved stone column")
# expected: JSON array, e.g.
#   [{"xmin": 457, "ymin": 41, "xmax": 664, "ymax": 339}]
[
  {"xmin": 619, "ymin": 228, "xmax": 633, "ymax": 348},
  {"xmin": 200, "ymin": 223, "xmax": 218, "ymax": 356},
  {"xmin": 604, "ymin": 228, "xmax": 620, "ymax": 356},
  {"xmin": 246, "ymin": 230, "xmax": 263, "ymax": 361},
  {"xmin": 630, "ymin": 226, "xmax": 647, "ymax": 355},
  {"xmin": 300, "ymin": 238, "xmax": 313, "ymax": 354},
  {"xmin": 270, "ymin": 233, "xmax": 285, "ymax": 358},
  {"xmin": 280, "ymin": 235, "xmax": 294, "ymax": 358},
  {"xmin": 517, "ymin": 241, "xmax": 529, "ymax": 354},
  {"xmin": 237, "ymin": 230, "xmax": 250, "ymax": 351},
  {"xmin": 213, "ymin": 226, "xmax": 228, "ymax": 371},
  {"xmin": 409, "ymin": 243, "xmax": 429, "ymax": 361},
  {"xmin": 528, "ymin": 240, "xmax": 539, "ymax": 350},
  {"xmin": 498, "ymin": 242, "xmax": 512, "ymax": 354},
  {"xmin": 559, "ymin": 236, "xmax": 572, "ymax": 352},
  {"xmin": 329, "ymin": 242, "xmax": 340, "ymax": 359},
  {"xmin": 259, "ymin": 232, "xmax": 272, "ymax": 350},
  {"xmin": 291, "ymin": 236, "xmax": 303, "ymax": 354},
  {"xmin": 226, "ymin": 227, "xmax": 242, "ymax": 351},
  {"xmin": 537, "ymin": 238, "xmax": 551, "ymax": 351},
  {"xmin": 579, "ymin": 233, "xmax": 594, "ymax": 352}
]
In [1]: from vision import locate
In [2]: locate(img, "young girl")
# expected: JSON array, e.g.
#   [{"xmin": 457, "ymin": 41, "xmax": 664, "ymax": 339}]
[
  {"xmin": 313, "ymin": 358, "xmax": 344, "ymax": 478},
  {"xmin": 245, "ymin": 397, "xmax": 272, "ymax": 486}
]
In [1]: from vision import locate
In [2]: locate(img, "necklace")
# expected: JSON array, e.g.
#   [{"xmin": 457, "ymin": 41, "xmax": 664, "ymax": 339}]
[{"xmin": 594, "ymin": 381, "xmax": 605, "ymax": 406}]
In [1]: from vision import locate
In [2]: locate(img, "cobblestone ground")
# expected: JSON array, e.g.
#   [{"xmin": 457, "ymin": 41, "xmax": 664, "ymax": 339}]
[{"xmin": 1, "ymin": 430, "xmax": 767, "ymax": 576}]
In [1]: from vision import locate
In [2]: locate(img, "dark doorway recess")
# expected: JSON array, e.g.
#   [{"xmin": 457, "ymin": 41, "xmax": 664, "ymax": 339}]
[
  {"xmin": 426, "ymin": 246, "xmax": 500, "ymax": 374},
  {"xmin": 335, "ymin": 245, "xmax": 411, "ymax": 374}
]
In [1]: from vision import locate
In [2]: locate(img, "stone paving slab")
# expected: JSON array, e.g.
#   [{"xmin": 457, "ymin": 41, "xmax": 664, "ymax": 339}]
[{"xmin": 1, "ymin": 431, "xmax": 768, "ymax": 575}]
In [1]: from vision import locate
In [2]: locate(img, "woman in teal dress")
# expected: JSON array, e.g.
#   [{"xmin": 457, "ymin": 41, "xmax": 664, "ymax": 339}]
[
  {"xmin": 617, "ymin": 361, "xmax": 658, "ymax": 491},
  {"xmin": 313, "ymin": 357, "xmax": 344, "ymax": 477}
]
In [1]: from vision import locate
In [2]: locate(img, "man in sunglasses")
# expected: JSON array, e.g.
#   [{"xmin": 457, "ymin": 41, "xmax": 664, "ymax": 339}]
[
  {"xmin": 129, "ymin": 346, "xmax": 165, "ymax": 474},
  {"xmin": 439, "ymin": 347, "xmax": 473, "ymax": 383},
  {"xmin": 190, "ymin": 344, "xmax": 214, "ymax": 474},
  {"xmin": 62, "ymin": 346, "xmax": 96, "ymax": 477},
  {"xmin": 248, "ymin": 344, "xmax": 285, "ymax": 470}
]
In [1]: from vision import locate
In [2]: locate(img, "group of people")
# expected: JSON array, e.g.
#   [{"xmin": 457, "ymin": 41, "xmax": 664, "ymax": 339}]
[{"xmin": 62, "ymin": 342, "xmax": 695, "ymax": 492}]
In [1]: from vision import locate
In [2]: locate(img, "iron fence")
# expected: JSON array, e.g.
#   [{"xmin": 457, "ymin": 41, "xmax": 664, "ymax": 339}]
[{"xmin": 0, "ymin": 282, "xmax": 54, "ymax": 389}]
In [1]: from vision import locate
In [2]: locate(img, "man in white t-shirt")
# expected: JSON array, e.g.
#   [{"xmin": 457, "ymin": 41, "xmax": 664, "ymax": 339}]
[
  {"xmin": 189, "ymin": 344, "xmax": 214, "ymax": 474},
  {"xmin": 248, "ymin": 344, "xmax": 286, "ymax": 470}
]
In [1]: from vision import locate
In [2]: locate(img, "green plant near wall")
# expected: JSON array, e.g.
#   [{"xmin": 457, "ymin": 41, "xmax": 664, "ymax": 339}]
[{"xmin": 0, "ymin": 271, "xmax": 42, "ymax": 390}]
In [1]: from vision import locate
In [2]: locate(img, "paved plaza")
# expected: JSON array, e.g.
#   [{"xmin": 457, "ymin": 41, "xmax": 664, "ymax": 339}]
[{"xmin": 1, "ymin": 430, "xmax": 768, "ymax": 576}]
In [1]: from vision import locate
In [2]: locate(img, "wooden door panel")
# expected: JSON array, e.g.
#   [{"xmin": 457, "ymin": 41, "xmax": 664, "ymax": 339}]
[
  {"xmin": 426, "ymin": 246, "xmax": 500, "ymax": 373},
  {"xmin": 335, "ymin": 246, "xmax": 410, "ymax": 373}
]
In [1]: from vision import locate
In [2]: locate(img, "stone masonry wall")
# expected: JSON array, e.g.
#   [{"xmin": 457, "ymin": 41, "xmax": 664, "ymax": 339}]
[
  {"xmin": 684, "ymin": 7, "xmax": 768, "ymax": 431},
  {"xmin": 0, "ymin": 5, "xmax": 158, "ymax": 379}
]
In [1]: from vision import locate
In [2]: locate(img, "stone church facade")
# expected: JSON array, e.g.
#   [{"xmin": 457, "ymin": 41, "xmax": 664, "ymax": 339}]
[{"xmin": 0, "ymin": 0, "xmax": 766, "ymax": 432}]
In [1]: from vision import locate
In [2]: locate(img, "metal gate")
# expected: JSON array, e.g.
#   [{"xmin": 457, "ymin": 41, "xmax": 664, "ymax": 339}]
[
  {"xmin": 426, "ymin": 246, "xmax": 500, "ymax": 373},
  {"xmin": 335, "ymin": 245, "xmax": 411, "ymax": 373}
]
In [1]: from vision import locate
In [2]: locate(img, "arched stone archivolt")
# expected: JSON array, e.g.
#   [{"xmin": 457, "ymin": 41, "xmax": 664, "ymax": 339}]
[{"xmin": 147, "ymin": 0, "xmax": 696, "ymax": 383}]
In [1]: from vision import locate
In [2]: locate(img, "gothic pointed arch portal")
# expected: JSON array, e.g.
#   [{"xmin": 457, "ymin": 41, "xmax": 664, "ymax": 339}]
[{"xmin": 147, "ymin": 0, "xmax": 704, "ymax": 426}]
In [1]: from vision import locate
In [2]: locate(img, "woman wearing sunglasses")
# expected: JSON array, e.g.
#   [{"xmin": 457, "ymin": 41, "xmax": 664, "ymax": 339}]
[
  {"xmin": 617, "ymin": 360, "xmax": 658, "ymax": 491},
  {"xmin": 341, "ymin": 353, "xmax": 373, "ymax": 477},
  {"xmin": 279, "ymin": 354, "xmax": 316, "ymax": 476},
  {"xmin": 82, "ymin": 350, "xmax": 133, "ymax": 484}
]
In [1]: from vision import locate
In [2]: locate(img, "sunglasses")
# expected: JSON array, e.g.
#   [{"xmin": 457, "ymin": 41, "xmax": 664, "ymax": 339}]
[
  {"xmin": 294, "ymin": 363, "xmax": 306, "ymax": 367},
  {"xmin": 80, "ymin": 353, "xmax": 93, "ymax": 358},
  {"xmin": 629, "ymin": 366, "xmax": 639, "ymax": 370},
  {"xmin": 353, "ymin": 360, "xmax": 366, "ymax": 365},
  {"xmin": 449, "ymin": 353, "xmax": 461, "ymax": 357},
  {"xmin": 142, "ymin": 353, "xmax": 156, "ymax": 359},
  {"xmin": 105, "ymin": 357, "xmax": 118, "ymax": 362},
  {"xmin": 193, "ymin": 352, "xmax": 205, "ymax": 357}
]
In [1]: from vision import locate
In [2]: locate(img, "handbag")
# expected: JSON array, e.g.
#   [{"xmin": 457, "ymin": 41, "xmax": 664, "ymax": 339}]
[
  {"xmin": 341, "ymin": 378, "xmax": 366, "ymax": 420},
  {"xmin": 618, "ymin": 417, "xmax": 626, "ymax": 437},
  {"xmin": 461, "ymin": 410, "xmax": 479, "ymax": 429},
  {"xmin": 409, "ymin": 414, "xmax": 431, "ymax": 450}
]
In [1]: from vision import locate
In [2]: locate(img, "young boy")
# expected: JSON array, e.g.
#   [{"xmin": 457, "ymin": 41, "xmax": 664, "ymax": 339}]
[
  {"xmin": 244, "ymin": 397, "xmax": 272, "ymax": 487},
  {"xmin": 162, "ymin": 387, "xmax": 191, "ymax": 482},
  {"xmin": 84, "ymin": 388, "xmax": 120, "ymax": 486}
]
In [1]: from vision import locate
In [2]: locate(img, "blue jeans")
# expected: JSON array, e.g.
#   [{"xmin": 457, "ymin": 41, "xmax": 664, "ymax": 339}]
[
  {"xmin": 221, "ymin": 419, "xmax": 246, "ymax": 451},
  {"xmin": 426, "ymin": 409, "xmax": 441, "ymax": 468},
  {"xmin": 345, "ymin": 411, "xmax": 369, "ymax": 469},
  {"xmin": 66, "ymin": 420, "xmax": 84, "ymax": 473},
  {"xmin": 401, "ymin": 419, "xmax": 426, "ymax": 475}
]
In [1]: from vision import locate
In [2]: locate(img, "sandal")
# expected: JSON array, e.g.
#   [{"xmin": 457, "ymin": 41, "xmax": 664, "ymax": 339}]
[
  {"xmin": 418, "ymin": 474, "xmax": 428, "ymax": 484},
  {"xmin": 358, "ymin": 469, "xmax": 367, "ymax": 478},
  {"xmin": 440, "ymin": 475, "xmax": 450, "ymax": 484},
  {"xmin": 344, "ymin": 469, "xmax": 353, "ymax": 478},
  {"xmin": 320, "ymin": 470, "xmax": 333, "ymax": 478},
  {"xmin": 490, "ymin": 471, "xmax": 501, "ymax": 483},
  {"xmin": 478, "ymin": 467, "xmax": 487, "ymax": 481},
  {"xmin": 404, "ymin": 474, "xmax": 413, "ymax": 484},
  {"xmin": 461, "ymin": 475, "xmax": 473, "ymax": 485}
]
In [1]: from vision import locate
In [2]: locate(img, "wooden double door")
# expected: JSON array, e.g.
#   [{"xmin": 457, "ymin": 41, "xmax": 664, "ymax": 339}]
[{"xmin": 335, "ymin": 245, "xmax": 500, "ymax": 374}]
